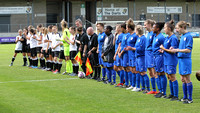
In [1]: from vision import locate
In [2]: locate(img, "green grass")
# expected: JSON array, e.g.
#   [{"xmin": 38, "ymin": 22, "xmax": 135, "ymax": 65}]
[{"xmin": 0, "ymin": 38, "xmax": 200, "ymax": 113}]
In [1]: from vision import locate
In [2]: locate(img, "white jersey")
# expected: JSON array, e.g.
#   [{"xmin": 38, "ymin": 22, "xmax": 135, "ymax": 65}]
[
  {"xmin": 51, "ymin": 33, "xmax": 61, "ymax": 52},
  {"xmin": 69, "ymin": 34, "xmax": 77, "ymax": 51},
  {"xmin": 30, "ymin": 34, "xmax": 37, "ymax": 49},
  {"xmin": 48, "ymin": 32, "xmax": 53, "ymax": 48},
  {"xmin": 15, "ymin": 35, "xmax": 22, "ymax": 50},
  {"xmin": 26, "ymin": 33, "xmax": 31, "ymax": 45},
  {"xmin": 42, "ymin": 34, "xmax": 49, "ymax": 50},
  {"xmin": 37, "ymin": 32, "xmax": 43, "ymax": 47}
]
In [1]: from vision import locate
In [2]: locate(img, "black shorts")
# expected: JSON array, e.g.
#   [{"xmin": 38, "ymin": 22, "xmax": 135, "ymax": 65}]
[
  {"xmin": 22, "ymin": 45, "xmax": 27, "ymax": 53},
  {"xmin": 59, "ymin": 50, "xmax": 65, "ymax": 59},
  {"xmin": 42, "ymin": 50, "xmax": 49, "ymax": 58},
  {"xmin": 36, "ymin": 47, "xmax": 42, "ymax": 53},
  {"xmin": 52, "ymin": 51, "xmax": 60, "ymax": 58},
  {"xmin": 70, "ymin": 51, "xmax": 77, "ymax": 60},
  {"xmin": 48, "ymin": 48, "xmax": 53, "ymax": 56},
  {"xmin": 89, "ymin": 53, "xmax": 99, "ymax": 66},
  {"xmin": 15, "ymin": 50, "xmax": 22, "ymax": 53},
  {"xmin": 26, "ymin": 44, "xmax": 31, "ymax": 53},
  {"xmin": 31, "ymin": 48, "xmax": 37, "ymax": 57}
]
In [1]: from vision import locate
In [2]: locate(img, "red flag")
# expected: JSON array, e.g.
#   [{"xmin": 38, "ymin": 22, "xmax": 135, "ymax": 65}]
[{"xmin": 85, "ymin": 58, "xmax": 93, "ymax": 76}]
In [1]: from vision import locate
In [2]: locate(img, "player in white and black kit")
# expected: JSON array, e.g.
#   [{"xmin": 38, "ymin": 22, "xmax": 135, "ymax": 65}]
[
  {"xmin": 26, "ymin": 25, "xmax": 33, "ymax": 67},
  {"xmin": 46, "ymin": 25, "xmax": 54, "ymax": 71},
  {"xmin": 67, "ymin": 26, "xmax": 79, "ymax": 76},
  {"xmin": 9, "ymin": 29, "xmax": 23, "ymax": 66},
  {"xmin": 51, "ymin": 26, "xmax": 62, "ymax": 73},
  {"xmin": 41, "ymin": 27, "xmax": 49, "ymax": 70},
  {"xmin": 29, "ymin": 28, "xmax": 38, "ymax": 68},
  {"xmin": 36, "ymin": 24, "xmax": 45, "ymax": 69},
  {"xmin": 21, "ymin": 27, "xmax": 28, "ymax": 66}
]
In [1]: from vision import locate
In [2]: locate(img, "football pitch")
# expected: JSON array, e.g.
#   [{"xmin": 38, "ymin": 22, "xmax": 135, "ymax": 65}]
[{"xmin": 0, "ymin": 38, "xmax": 200, "ymax": 113}]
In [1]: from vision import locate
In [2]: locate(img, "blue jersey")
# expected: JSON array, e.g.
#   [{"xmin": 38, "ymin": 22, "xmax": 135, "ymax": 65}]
[
  {"xmin": 115, "ymin": 33, "xmax": 123, "ymax": 52},
  {"xmin": 120, "ymin": 33, "xmax": 130, "ymax": 52},
  {"xmin": 145, "ymin": 31, "xmax": 155, "ymax": 51},
  {"xmin": 178, "ymin": 32, "xmax": 193, "ymax": 58},
  {"xmin": 127, "ymin": 33, "xmax": 138, "ymax": 59},
  {"xmin": 135, "ymin": 35, "xmax": 146, "ymax": 57},
  {"xmin": 152, "ymin": 33, "xmax": 165, "ymax": 55},
  {"xmin": 163, "ymin": 34, "xmax": 179, "ymax": 66},
  {"xmin": 98, "ymin": 32, "xmax": 106, "ymax": 52}
]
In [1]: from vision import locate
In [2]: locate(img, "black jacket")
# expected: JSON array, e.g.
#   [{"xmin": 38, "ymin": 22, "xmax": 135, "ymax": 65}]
[{"xmin": 102, "ymin": 33, "xmax": 115, "ymax": 63}]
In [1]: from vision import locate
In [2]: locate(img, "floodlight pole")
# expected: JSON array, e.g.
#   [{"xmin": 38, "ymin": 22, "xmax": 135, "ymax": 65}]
[
  {"xmin": 157, "ymin": 2, "xmax": 159, "ymax": 22},
  {"xmin": 164, "ymin": 1, "xmax": 166, "ymax": 22},
  {"xmin": 31, "ymin": 1, "xmax": 34, "ymax": 26},
  {"xmin": 193, "ymin": 1, "xmax": 196, "ymax": 27},
  {"xmin": 133, "ymin": 1, "xmax": 136, "ymax": 20}
]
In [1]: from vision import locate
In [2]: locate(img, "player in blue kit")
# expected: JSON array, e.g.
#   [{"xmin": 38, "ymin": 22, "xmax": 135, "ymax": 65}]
[
  {"xmin": 160, "ymin": 20, "xmax": 179, "ymax": 101},
  {"xmin": 172, "ymin": 21, "xmax": 193, "ymax": 104},
  {"xmin": 152, "ymin": 22, "xmax": 168, "ymax": 98},
  {"xmin": 144, "ymin": 19, "xmax": 158, "ymax": 94},
  {"xmin": 113, "ymin": 25, "xmax": 124, "ymax": 87},
  {"xmin": 118, "ymin": 23, "xmax": 130, "ymax": 88},
  {"xmin": 96, "ymin": 23, "xmax": 107, "ymax": 82},
  {"xmin": 125, "ymin": 25, "xmax": 148, "ymax": 92},
  {"xmin": 124, "ymin": 19, "xmax": 138, "ymax": 90}
]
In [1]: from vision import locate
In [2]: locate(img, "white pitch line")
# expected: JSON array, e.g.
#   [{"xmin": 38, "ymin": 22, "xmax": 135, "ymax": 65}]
[{"xmin": 0, "ymin": 78, "xmax": 78, "ymax": 84}]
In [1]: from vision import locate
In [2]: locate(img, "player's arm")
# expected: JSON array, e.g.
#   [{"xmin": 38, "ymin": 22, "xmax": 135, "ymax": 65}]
[
  {"xmin": 114, "ymin": 43, "xmax": 121, "ymax": 58},
  {"xmin": 46, "ymin": 42, "xmax": 49, "ymax": 53},
  {"xmin": 15, "ymin": 36, "xmax": 19, "ymax": 43},
  {"xmin": 68, "ymin": 37, "xmax": 75, "ymax": 45},
  {"xmin": 26, "ymin": 35, "xmax": 30, "ymax": 40}
]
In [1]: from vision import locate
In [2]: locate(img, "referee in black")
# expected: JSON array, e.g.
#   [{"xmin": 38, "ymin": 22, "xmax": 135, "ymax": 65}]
[
  {"xmin": 86, "ymin": 27, "xmax": 101, "ymax": 80},
  {"xmin": 76, "ymin": 27, "xmax": 89, "ymax": 75}
]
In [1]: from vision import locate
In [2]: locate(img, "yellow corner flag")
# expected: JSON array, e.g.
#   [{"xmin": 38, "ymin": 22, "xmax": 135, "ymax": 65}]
[
  {"xmin": 74, "ymin": 51, "xmax": 82, "ymax": 66},
  {"xmin": 85, "ymin": 58, "xmax": 93, "ymax": 76}
]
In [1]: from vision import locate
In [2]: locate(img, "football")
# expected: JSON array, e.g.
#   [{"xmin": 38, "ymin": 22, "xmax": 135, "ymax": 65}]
[
  {"xmin": 196, "ymin": 70, "xmax": 200, "ymax": 81},
  {"xmin": 78, "ymin": 71, "xmax": 86, "ymax": 79}
]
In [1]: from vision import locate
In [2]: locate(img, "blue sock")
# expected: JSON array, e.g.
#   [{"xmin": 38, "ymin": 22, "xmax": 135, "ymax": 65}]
[
  {"xmin": 124, "ymin": 71, "xmax": 129, "ymax": 86},
  {"xmin": 173, "ymin": 80, "xmax": 179, "ymax": 98},
  {"xmin": 156, "ymin": 76, "xmax": 161, "ymax": 92},
  {"xmin": 112, "ymin": 69, "xmax": 116, "ymax": 83},
  {"xmin": 160, "ymin": 75, "xmax": 167, "ymax": 95},
  {"xmin": 169, "ymin": 80, "xmax": 174, "ymax": 96},
  {"xmin": 128, "ymin": 72, "xmax": 132, "ymax": 86},
  {"xmin": 106, "ymin": 68, "xmax": 109, "ymax": 81},
  {"xmin": 187, "ymin": 82, "xmax": 193, "ymax": 100},
  {"xmin": 140, "ymin": 75, "xmax": 145, "ymax": 90},
  {"xmin": 120, "ymin": 70, "xmax": 124, "ymax": 84},
  {"xmin": 151, "ymin": 77, "xmax": 156, "ymax": 91},
  {"xmin": 144, "ymin": 74, "xmax": 150, "ymax": 91},
  {"xmin": 183, "ymin": 83, "xmax": 188, "ymax": 99},
  {"xmin": 117, "ymin": 71, "xmax": 120, "ymax": 77},
  {"xmin": 136, "ymin": 73, "xmax": 140, "ymax": 88},
  {"xmin": 102, "ymin": 68, "xmax": 106, "ymax": 81},
  {"xmin": 132, "ymin": 73, "xmax": 136, "ymax": 87},
  {"xmin": 107, "ymin": 68, "xmax": 112, "ymax": 83}
]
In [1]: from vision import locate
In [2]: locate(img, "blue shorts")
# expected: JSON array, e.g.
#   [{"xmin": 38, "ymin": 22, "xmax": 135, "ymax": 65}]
[
  {"xmin": 106, "ymin": 62, "xmax": 114, "ymax": 67},
  {"xmin": 179, "ymin": 58, "xmax": 192, "ymax": 75},
  {"xmin": 136, "ymin": 56, "xmax": 147, "ymax": 72},
  {"xmin": 122, "ymin": 53, "xmax": 129, "ymax": 67},
  {"xmin": 164, "ymin": 65, "xmax": 177, "ymax": 75},
  {"xmin": 114, "ymin": 55, "xmax": 121, "ymax": 66},
  {"xmin": 98, "ymin": 52, "xmax": 106, "ymax": 66},
  {"xmin": 154, "ymin": 54, "xmax": 164, "ymax": 72},
  {"xmin": 145, "ymin": 50, "xmax": 154, "ymax": 68},
  {"xmin": 129, "ymin": 58, "xmax": 136, "ymax": 67}
]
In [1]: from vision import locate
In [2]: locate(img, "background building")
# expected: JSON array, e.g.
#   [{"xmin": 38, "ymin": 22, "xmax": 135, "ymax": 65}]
[{"xmin": 0, "ymin": 0, "xmax": 199, "ymax": 33}]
